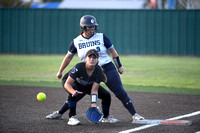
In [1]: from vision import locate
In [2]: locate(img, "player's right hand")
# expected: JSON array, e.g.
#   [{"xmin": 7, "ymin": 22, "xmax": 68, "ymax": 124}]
[
  {"xmin": 56, "ymin": 71, "xmax": 62, "ymax": 79},
  {"xmin": 72, "ymin": 90, "xmax": 83, "ymax": 97}
]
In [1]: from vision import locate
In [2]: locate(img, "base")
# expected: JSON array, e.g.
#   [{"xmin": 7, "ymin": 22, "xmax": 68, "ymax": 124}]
[{"xmin": 132, "ymin": 119, "xmax": 192, "ymax": 125}]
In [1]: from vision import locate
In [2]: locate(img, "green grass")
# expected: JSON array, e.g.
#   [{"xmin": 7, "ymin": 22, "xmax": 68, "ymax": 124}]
[{"xmin": 0, "ymin": 54, "xmax": 200, "ymax": 95}]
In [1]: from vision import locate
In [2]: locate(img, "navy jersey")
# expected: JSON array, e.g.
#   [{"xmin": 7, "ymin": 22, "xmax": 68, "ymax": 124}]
[
  {"xmin": 68, "ymin": 62, "xmax": 103, "ymax": 87},
  {"xmin": 68, "ymin": 33, "xmax": 113, "ymax": 66}
]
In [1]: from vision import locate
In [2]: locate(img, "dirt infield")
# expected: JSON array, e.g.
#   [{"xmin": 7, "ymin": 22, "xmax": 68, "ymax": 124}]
[{"xmin": 1, "ymin": 85, "xmax": 200, "ymax": 133}]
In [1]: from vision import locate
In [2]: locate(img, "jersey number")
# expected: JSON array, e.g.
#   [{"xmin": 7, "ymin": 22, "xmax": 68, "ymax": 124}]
[{"xmin": 96, "ymin": 47, "xmax": 100, "ymax": 52}]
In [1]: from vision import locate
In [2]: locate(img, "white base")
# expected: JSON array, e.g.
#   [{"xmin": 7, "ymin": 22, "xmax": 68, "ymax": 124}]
[{"xmin": 133, "ymin": 119, "xmax": 192, "ymax": 125}]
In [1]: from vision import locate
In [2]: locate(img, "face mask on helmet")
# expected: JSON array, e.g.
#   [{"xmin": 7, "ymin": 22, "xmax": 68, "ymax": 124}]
[{"xmin": 80, "ymin": 15, "xmax": 98, "ymax": 30}]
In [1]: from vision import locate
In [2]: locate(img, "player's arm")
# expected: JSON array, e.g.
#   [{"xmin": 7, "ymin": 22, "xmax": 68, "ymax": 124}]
[
  {"xmin": 103, "ymin": 34, "xmax": 124, "ymax": 74},
  {"xmin": 64, "ymin": 76, "xmax": 83, "ymax": 97},
  {"xmin": 57, "ymin": 41, "xmax": 76, "ymax": 79},
  {"xmin": 108, "ymin": 47, "xmax": 124, "ymax": 74},
  {"xmin": 90, "ymin": 82, "xmax": 99, "ymax": 107},
  {"xmin": 57, "ymin": 53, "xmax": 74, "ymax": 79}
]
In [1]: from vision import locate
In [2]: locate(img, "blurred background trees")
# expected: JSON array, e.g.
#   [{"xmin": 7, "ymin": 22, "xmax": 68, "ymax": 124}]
[
  {"xmin": 0, "ymin": 0, "xmax": 199, "ymax": 9},
  {"xmin": 0, "ymin": 0, "xmax": 33, "ymax": 8}
]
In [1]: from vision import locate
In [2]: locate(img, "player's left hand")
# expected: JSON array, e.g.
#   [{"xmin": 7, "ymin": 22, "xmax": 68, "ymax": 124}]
[
  {"xmin": 118, "ymin": 66, "xmax": 124, "ymax": 74},
  {"xmin": 86, "ymin": 107, "xmax": 104, "ymax": 124}
]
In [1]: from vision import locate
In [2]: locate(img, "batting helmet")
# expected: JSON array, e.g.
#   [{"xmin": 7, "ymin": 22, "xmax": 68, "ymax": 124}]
[{"xmin": 80, "ymin": 15, "xmax": 98, "ymax": 30}]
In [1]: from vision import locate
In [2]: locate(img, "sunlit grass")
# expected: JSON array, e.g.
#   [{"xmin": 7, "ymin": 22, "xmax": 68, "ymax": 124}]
[{"xmin": 0, "ymin": 54, "xmax": 200, "ymax": 95}]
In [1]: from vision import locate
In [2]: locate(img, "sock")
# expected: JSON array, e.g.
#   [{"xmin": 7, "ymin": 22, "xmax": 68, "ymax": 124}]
[
  {"xmin": 69, "ymin": 107, "xmax": 76, "ymax": 118},
  {"xmin": 58, "ymin": 101, "xmax": 69, "ymax": 114},
  {"xmin": 102, "ymin": 105, "xmax": 110, "ymax": 118},
  {"xmin": 121, "ymin": 96, "xmax": 136, "ymax": 116}
]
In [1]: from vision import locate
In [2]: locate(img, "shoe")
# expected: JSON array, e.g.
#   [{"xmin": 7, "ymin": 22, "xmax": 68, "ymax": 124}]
[
  {"xmin": 67, "ymin": 116, "xmax": 81, "ymax": 125},
  {"xmin": 101, "ymin": 115, "xmax": 119, "ymax": 123},
  {"xmin": 132, "ymin": 113, "xmax": 144, "ymax": 122},
  {"xmin": 46, "ymin": 111, "xmax": 62, "ymax": 119}
]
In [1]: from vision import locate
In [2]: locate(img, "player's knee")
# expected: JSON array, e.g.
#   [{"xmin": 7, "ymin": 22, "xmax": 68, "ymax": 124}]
[{"xmin": 121, "ymin": 95, "xmax": 132, "ymax": 104}]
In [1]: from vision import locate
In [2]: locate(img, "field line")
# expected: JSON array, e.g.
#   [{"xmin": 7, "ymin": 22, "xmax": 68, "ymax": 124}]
[
  {"xmin": 119, "ymin": 110, "xmax": 200, "ymax": 133},
  {"xmin": 166, "ymin": 111, "xmax": 200, "ymax": 120}
]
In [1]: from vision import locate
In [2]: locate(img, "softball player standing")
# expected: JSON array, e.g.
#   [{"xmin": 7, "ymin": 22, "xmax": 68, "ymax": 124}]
[{"xmin": 46, "ymin": 15, "xmax": 144, "ymax": 123}]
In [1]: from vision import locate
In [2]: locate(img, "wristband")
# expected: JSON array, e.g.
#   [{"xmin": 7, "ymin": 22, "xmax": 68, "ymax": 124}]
[
  {"xmin": 113, "ymin": 56, "xmax": 122, "ymax": 68},
  {"xmin": 91, "ymin": 94, "xmax": 98, "ymax": 103}
]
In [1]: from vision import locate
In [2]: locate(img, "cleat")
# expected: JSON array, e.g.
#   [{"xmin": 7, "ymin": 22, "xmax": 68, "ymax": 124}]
[
  {"xmin": 46, "ymin": 111, "xmax": 62, "ymax": 119},
  {"xmin": 132, "ymin": 113, "xmax": 144, "ymax": 122},
  {"xmin": 67, "ymin": 116, "xmax": 81, "ymax": 125},
  {"xmin": 101, "ymin": 115, "xmax": 119, "ymax": 123}
]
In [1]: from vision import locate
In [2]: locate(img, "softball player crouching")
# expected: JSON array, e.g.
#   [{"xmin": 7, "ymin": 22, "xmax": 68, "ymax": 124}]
[{"xmin": 65, "ymin": 49, "xmax": 118, "ymax": 125}]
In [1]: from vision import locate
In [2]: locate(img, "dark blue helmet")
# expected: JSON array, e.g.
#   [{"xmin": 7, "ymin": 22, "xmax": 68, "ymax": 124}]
[{"xmin": 80, "ymin": 15, "xmax": 98, "ymax": 30}]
